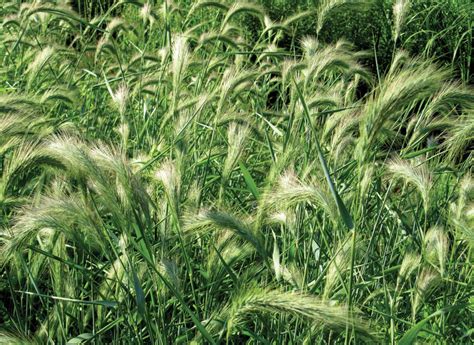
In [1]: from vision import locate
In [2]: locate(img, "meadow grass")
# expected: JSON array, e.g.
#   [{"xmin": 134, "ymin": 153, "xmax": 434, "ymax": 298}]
[{"xmin": 0, "ymin": 1, "xmax": 473, "ymax": 344}]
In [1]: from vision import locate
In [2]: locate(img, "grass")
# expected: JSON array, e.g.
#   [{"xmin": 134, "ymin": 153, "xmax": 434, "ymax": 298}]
[{"xmin": 0, "ymin": 0, "xmax": 473, "ymax": 344}]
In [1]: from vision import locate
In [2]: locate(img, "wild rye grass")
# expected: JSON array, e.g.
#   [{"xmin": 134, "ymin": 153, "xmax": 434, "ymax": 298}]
[{"xmin": 0, "ymin": 1, "xmax": 473, "ymax": 344}]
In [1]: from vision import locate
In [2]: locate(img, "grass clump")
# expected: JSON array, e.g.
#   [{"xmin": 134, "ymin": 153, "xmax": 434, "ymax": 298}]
[{"xmin": 0, "ymin": 0, "xmax": 473, "ymax": 344}]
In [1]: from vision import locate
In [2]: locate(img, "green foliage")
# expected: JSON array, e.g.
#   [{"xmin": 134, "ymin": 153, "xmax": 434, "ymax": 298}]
[
  {"xmin": 256, "ymin": 0, "xmax": 473, "ymax": 82},
  {"xmin": 0, "ymin": 0, "xmax": 473, "ymax": 344}
]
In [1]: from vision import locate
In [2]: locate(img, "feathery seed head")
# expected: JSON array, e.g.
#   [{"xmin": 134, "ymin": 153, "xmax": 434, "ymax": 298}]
[
  {"xmin": 423, "ymin": 226, "xmax": 448, "ymax": 274},
  {"xmin": 116, "ymin": 122, "xmax": 129, "ymax": 145},
  {"xmin": 413, "ymin": 268, "xmax": 441, "ymax": 317},
  {"xmin": 111, "ymin": 83, "xmax": 129, "ymax": 116},
  {"xmin": 270, "ymin": 211, "xmax": 288, "ymax": 224},
  {"xmin": 155, "ymin": 159, "xmax": 181, "ymax": 214},
  {"xmin": 171, "ymin": 35, "xmax": 190, "ymax": 89},
  {"xmin": 387, "ymin": 157, "xmax": 432, "ymax": 212},
  {"xmin": 26, "ymin": 46, "xmax": 55, "ymax": 88},
  {"xmin": 140, "ymin": 3, "xmax": 154, "ymax": 24},
  {"xmin": 264, "ymin": 170, "xmax": 338, "ymax": 225},
  {"xmin": 396, "ymin": 252, "xmax": 421, "ymax": 290},
  {"xmin": 222, "ymin": 123, "xmax": 250, "ymax": 180},
  {"xmin": 301, "ymin": 36, "xmax": 319, "ymax": 57},
  {"xmin": 106, "ymin": 17, "xmax": 126, "ymax": 36},
  {"xmin": 218, "ymin": 287, "xmax": 375, "ymax": 340},
  {"xmin": 393, "ymin": 0, "xmax": 410, "ymax": 41}
]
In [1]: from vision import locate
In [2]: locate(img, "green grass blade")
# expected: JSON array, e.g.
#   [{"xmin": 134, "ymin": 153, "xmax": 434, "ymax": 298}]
[
  {"xmin": 239, "ymin": 161, "xmax": 259, "ymax": 199},
  {"xmin": 17, "ymin": 291, "xmax": 117, "ymax": 308},
  {"xmin": 399, "ymin": 304, "xmax": 469, "ymax": 345},
  {"xmin": 66, "ymin": 333, "xmax": 95, "ymax": 344},
  {"xmin": 293, "ymin": 78, "xmax": 354, "ymax": 229}
]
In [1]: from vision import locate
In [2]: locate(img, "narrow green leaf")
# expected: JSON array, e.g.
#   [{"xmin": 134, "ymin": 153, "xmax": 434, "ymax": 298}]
[
  {"xmin": 401, "ymin": 145, "xmax": 438, "ymax": 159},
  {"xmin": 293, "ymin": 78, "xmax": 354, "ymax": 229},
  {"xmin": 239, "ymin": 161, "xmax": 259, "ymax": 199},
  {"xmin": 131, "ymin": 266, "xmax": 146, "ymax": 317},
  {"xmin": 17, "ymin": 291, "xmax": 117, "ymax": 308},
  {"xmin": 67, "ymin": 333, "xmax": 95, "ymax": 344},
  {"xmin": 139, "ymin": 256, "xmax": 217, "ymax": 344},
  {"xmin": 399, "ymin": 304, "xmax": 468, "ymax": 345},
  {"xmin": 211, "ymin": 242, "xmax": 239, "ymax": 286}
]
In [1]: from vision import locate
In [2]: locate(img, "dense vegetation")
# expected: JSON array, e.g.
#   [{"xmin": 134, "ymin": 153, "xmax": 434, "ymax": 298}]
[{"xmin": 0, "ymin": 0, "xmax": 473, "ymax": 344}]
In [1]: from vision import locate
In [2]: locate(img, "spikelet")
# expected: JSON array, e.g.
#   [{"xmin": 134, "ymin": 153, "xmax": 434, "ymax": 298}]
[
  {"xmin": 223, "ymin": 2, "xmax": 265, "ymax": 27},
  {"xmin": 207, "ymin": 234, "xmax": 254, "ymax": 282},
  {"xmin": 117, "ymin": 122, "xmax": 130, "ymax": 150},
  {"xmin": 301, "ymin": 39, "xmax": 368, "ymax": 89},
  {"xmin": 412, "ymin": 268, "xmax": 441, "ymax": 318},
  {"xmin": 217, "ymin": 67, "xmax": 257, "ymax": 112},
  {"xmin": 26, "ymin": 46, "xmax": 55, "ymax": 88},
  {"xmin": 272, "ymin": 230, "xmax": 282, "ymax": 281},
  {"xmin": 393, "ymin": 0, "xmax": 410, "ymax": 42},
  {"xmin": 301, "ymin": 36, "xmax": 319, "ymax": 57},
  {"xmin": 356, "ymin": 56, "xmax": 450, "ymax": 161},
  {"xmin": 445, "ymin": 115, "xmax": 474, "ymax": 163},
  {"xmin": 222, "ymin": 123, "xmax": 249, "ymax": 181},
  {"xmin": 0, "ymin": 331, "xmax": 34, "ymax": 345},
  {"xmin": 198, "ymin": 30, "xmax": 242, "ymax": 51},
  {"xmin": 140, "ymin": 2, "xmax": 155, "ymax": 25},
  {"xmin": 0, "ymin": 140, "xmax": 52, "ymax": 198},
  {"xmin": 171, "ymin": 35, "xmax": 190, "ymax": 91},
  {"xmin": 110, "ymin": 83, "xmax": 129, "ymax": 118},
  {"xmin": 155, "ymin": 159, "xmax": 181, "ymax": 216},
  {"xmin": 423, "ymin": 226, "xmax": 448, "ymax": 275},
  {"xmin": 156, "ymin": 258, "xmax": 181, "ymax": 292},
  {"xmin": 1, "ymin": 193, "xmax": 104, "ymax": 260},
  {"xmin": 100, "ymin": 234, "xmax": 129, "ymax": 294},
  {"xmin": 39, "ymin": 87, "xmax": 78, "ymax": 106},
  {"xmin": 264, "ymin": 170, "xmax": 338, "ymax": 225},
  {"xmin": 396, "ymin": 252, "xmax": 421, "ymax": 291},
  {"xmin": 95, "ymin": 36, "xmax": 109, "ymax": 61},
  {"xmin": 455, "ymin": 175, "xmax": 473, "ymax": 218},
  {"xmin": 328, "ymin": 115, "xmax": 359, "ymax": 164},
  {"xmin": 106, "ymin": 17, "xmax": 127, "ymax": 37},
  {"xmin": 359, "ymin": 163, "xmax": 375, "ymax": 198},
  {"xmin": 387, "ymin": 156, "xmax": 432, "ymax": 213},
  {"xmin": 421, "ymin": 82, "xmax": 474, "ymax": 122},
  {"xmin": 140, "ymin": 2, "xmax": 152, "ymax": 19},
  {"xmin": 316, "ymin": 0, "xmax": 369, "ymax": 35},
  {"xmin": 217, "ymin": 286, "xmax": 375, "ymax": 340},
  {"xmin": 268, "ymin": 211, "xmax": 289, "ymax": 225},
  {"xmin": 183, "ymin": 209, "xmax": 266, "ymax": 256}
]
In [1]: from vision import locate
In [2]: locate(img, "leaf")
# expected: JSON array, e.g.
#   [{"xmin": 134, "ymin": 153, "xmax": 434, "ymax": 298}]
[
  {"xmin": 401, "ymin": 145, "xmax": 438, "ymax": 159},
  {"xmin": 272, "ymin": 230, "xmax": 281, "ymax": 281},
  {"xmin": 399, "ymin": 304, "xmax": 468, "ymax": 345},
  {"xmin": 239, "ymin": 161, "xmax": 259, "ymax": 199},
  {"xmin": 256, "ymin": 112, "xmax": 283, "ymax": 136},
  {"xmin": 292, "ymin": 78, "xmax": 354, "ymax": 229},
  {"xmin": 137, "ymin": 256, "xmax": 217, "ymax": 344},
  {"xmin": 399, "ymin": 320, "xmax": 430, "ymax": 345},
  {"xmin": 16, "ymin": 291, "xmax": 117, "ymax": 308},
  {"xmin": 67, "ymin": 333, "xmax": 95, "ymax": 344},
  {"xmin": 211, "ymin": 242, "xmax": 239, "ymax": 286},
  {"xmin": 131, "ymin": 267, "xmax": 146, "ymax": 317}
]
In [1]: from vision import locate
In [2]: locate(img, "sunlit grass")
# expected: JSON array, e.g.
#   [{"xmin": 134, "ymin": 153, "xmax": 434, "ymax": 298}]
[{"xmin": 0, "ymin": 1, "xmax": 473, "ymax": 344}]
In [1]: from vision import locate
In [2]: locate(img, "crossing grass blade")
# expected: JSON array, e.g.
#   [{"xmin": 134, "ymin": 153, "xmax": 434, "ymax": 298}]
[{"xmin": 293, "ymin": 78, "xmax": 354, "ymax": 229}]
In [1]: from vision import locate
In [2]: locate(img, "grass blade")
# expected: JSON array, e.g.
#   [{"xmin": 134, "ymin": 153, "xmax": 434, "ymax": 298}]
[{"xmin": 293, "ymin": 78, "xmax": 354, "ymax": 229}]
